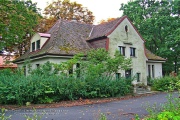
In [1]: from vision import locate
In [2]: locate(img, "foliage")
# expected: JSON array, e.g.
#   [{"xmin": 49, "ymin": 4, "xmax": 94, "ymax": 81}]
[
  {"xmin": 0, "ymin": 48, "xmax": 132, "ymax": 105},
  {"xmin": 24, "ymin": 108, "xmax": 44, "ymax": 120},
  {"xmin": 0, "ymin": 0, "xmax": 41, "ymax": 53},
  {"xmin": 151, "ymin": 75, "xmax": 180, "ymax": 91},
  {"xmin": 98, "ymin": 18, "xmax": 116, "ymax": 24},
  {"xmin": 37, "ymin": 0, "xmax": 95, "ymax": 33},
  {"xmin": 120, "ymin": 0, "xmax": 180, "ymax": 74},
  {"xmin": 99, "ymin": 113, "xmax": 107, "ymax": 120},
  {"xmin": 0, "ymin": 69, "xmax": 132, "ymax": 105},
  {"xmin": 141, "ymin": 93, "xmax": 180, "ymax": 120},
  {"xmin": 0, "ymin": 108, "xmax": 12, "ymax": 120}
]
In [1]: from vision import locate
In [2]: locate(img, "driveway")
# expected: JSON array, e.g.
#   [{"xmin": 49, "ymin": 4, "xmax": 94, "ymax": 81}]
[{"xmin": 4, "ymin": 92, "xmax": 179, "ymax": 120}]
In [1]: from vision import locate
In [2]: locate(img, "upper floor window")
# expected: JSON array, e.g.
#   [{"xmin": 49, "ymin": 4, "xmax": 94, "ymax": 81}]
[
  {"xmin": 36, "ymin": 40, "xmax": 40, "ymax": 50},
  {"xmin": 125, "ymin": 25, "xmax": 128, "ymax": 33},
  {"xmin": 31, "ymin": 40, "xmax": 41, "ymax": 52},
  {"xmin": 130, "ymin": 47, "xmax": 136, "ymax": 57},
  {"xmin": 32, "ymin": 42, "xmax": 35, "ymax": 51},
  {"xmin": 119, "ymin": 46, "xmax": 125, "ymax": 56}
]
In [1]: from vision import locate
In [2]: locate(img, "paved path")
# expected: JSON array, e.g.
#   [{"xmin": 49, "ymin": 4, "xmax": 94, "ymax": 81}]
[{"xmin": 5, "ymin": 92, "xmax": 179, "ymax": 120}]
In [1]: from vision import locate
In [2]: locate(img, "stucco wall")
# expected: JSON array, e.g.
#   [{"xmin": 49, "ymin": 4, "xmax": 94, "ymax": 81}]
[
  {"xmin": 108, "ymin": 18, "xmax": 147, "ymax": 84},
  {"xmin": 146, "ymin": 62, "xmax": 163, "ymax": 78},
  {"xmin": 40, "ymin": 37, "xmax": 48, "ymax": 48},
  {"xmin": 17, "ymin": 57, "xmax": 71, "ymax": 75}
]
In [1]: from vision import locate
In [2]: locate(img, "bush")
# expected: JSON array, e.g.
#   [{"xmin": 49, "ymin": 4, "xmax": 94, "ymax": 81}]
[
  {"xmin": 0, "ymin": 48, "xmax": 133, "ymax": 105},
  {"xmin": 141, "ymin": 93, "xmax": 180, "ymax": 120},
  {"xmin": 151, "ymin": 76, "xmax": 179, "ymax": 91},
  {"xmin": 0, "ymin": 70, "xmax": 132, "ymax": 105}
]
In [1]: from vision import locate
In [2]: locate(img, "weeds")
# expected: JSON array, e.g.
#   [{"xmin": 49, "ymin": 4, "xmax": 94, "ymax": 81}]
[
  {"xmin": 0, "ymin": 108, "xmax": 11, "ymax": 120},
  {"xmin": 24, "ymin": 108, "xmax": 44, "ymax": 120}
]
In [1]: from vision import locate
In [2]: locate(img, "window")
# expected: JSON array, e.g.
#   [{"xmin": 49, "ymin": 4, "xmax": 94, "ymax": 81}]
[
  {"xmin": 125, "ymin": 25, "xmax": 128, "ymax": 32},
  {"xmin": 130, "ymin": 47, "xmax": 136, "ymax": 57},
  {"xmin": 23, "ymin": 65, "xmax": 26, "ymax": 76},
  {"xmin": 148, "ymin": 65, "xmax": 151, "ymax": 78},
  {"xmin": 116, "ymin": 73, "xmax": 121, "ymax": 79},
  {"xmin": 137, "ymin": 73, "xmax": 141, "ymax": 82},
  {"xmin": 125, "ymin": 69, "xmax": 131, "ymax": 79},
  {"xmin": 36, "ymin": 40, "xmax": 40, "ymax": 49},
  {"xmin": 69, "ymin": 67, "xmax": 73, "ymax": 75},
  {"xmin": 36, "ymin": 64, "xmax": 40, "ymax": 68},
  {"xmin": 76, "ymin": 63, "xmax": 80, "ymax": 77},
  {"xmin": 32, "ymin": 42, "xmax": 35, "ymax": 51},
  {"xmin": 152, "ymin": 65, "xmax": 155, "ymax": 78},
  {"xmin": 119, "ymin": 46, "xmax": 125, "ymax": 56}
]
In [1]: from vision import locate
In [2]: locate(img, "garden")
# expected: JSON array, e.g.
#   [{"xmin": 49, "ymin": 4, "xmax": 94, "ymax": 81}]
[{"xmin": 0, "ymin": 49, "xmax": 132, "ymax": 105}]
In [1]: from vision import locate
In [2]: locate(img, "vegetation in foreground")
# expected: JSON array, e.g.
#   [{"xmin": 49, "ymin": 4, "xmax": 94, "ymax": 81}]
[
  {"xmin": 136, "ymin": 74, "xmax": 180, "ymax": 120},
  {"xmin": 0, "ymin": 48, "xmax": 132, "ymax": 105}
]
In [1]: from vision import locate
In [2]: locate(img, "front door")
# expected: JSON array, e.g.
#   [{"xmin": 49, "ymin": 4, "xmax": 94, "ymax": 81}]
[{"xmin": 125, "ymin": 69, "xmax": 131, "ymax": 79}]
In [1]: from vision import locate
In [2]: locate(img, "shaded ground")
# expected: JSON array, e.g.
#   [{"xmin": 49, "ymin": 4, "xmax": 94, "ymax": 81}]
[{"xmin": 2, "ymin": 92, "xmax": 179, "ymax": 120}]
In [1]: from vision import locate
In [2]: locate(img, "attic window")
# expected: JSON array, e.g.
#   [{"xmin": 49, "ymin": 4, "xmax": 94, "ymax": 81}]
[
  {"xmin": 36, "ymin": 40, "xmax": 40, "ymax": 49},
  {"xmin": 32, "ymin": 42, "xmax": 35, "ymax": 51},
  {"xmin": 125, "ymin": 25, "xmax": 128, "ymax": 32}
]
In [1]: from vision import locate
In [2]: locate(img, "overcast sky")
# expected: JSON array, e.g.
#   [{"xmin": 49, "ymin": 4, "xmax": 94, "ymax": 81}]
[{"xmin": 31, "ymin": 0, "xmax": 129, "ymax": 24}]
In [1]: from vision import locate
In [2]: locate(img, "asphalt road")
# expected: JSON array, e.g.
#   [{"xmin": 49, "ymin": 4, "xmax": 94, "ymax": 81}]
[{"xmin": 4, "ymin": 92, "xmax": 179, "ymax": 120}]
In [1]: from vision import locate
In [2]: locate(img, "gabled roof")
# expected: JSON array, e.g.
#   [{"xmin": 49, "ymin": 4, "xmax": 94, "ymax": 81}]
[
  {"xmin": 145, "ymin": 49, "xmax": 166, "ymax": 61},
  {"xmin": 14, "ymin": 16, "xmax": 165, "ymax": 63},
  {"xmin": 88, "ymin": 16, "xmax": 126, "ymax": 40}
]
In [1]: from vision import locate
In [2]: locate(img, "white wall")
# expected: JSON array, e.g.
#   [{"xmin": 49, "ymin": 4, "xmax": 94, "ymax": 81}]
[
  {"xmin": 146, "ymin": 62, "xmax": 163, "ymax": 78},
  {"xmin": 17, "ymin": 56, "xmax": 71, "ymax": 75},
  {"xmin": 40, "ymin": 37, "xmax": 48, "ymax": 48},
  {"xmin": 108, "ymin": 18, "xmax": 147, "ymax": 84}
]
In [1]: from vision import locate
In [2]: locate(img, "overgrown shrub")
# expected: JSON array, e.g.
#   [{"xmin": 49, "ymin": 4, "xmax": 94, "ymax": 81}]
[
  {"xmin": 0, "ymin": 48, "xmax": 133, "ymax": 105},
  {"xmin": 141, "ymin": 93, "xmax": 180, "ymax": 120},
  {"xmin": 0, "ymin": 71, "xmax": 132, "ymax": 105},
  {"xmin": 151, "ymin": 76, "xmax": 179, "ymax": 91}
]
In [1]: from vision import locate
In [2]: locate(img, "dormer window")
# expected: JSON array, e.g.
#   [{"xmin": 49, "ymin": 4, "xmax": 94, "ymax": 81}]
[
  {"xmin": 32, "ymin": 42, "xmax": 35, "ymax": 51},
  {"xmin": 31, "ymin": 40, "xmax": 41, "ymax": 52},
  {"xmin": 36, "ymin": 40, "xmax": 40, "ymax": 49}
]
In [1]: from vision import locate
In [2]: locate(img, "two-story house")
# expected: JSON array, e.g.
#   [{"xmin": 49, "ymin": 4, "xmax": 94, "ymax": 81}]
[{"xmin": 14, "ymin": 16, "xmax": 166, "ymax": 84}]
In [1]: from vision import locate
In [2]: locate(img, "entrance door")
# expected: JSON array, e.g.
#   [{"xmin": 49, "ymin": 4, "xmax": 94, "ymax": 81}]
[{"xmin": 125, "ymin": 69, "xmax": 131, "ymax": 79}]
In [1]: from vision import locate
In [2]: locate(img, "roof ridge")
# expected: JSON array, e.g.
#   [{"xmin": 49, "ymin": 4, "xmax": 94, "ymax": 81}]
[{"xmin": 88, "ymin": 27, "xmax": 94, "ymax": 37}]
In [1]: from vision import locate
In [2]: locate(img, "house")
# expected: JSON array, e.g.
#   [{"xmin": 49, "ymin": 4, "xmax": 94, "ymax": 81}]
[
  {"xmin": 0, "ymin": 54, "xmax": 17, "ymax": 70},
  {"xmin": 14, "ymin": 16, "xmax": 166, "ymax": 84}
]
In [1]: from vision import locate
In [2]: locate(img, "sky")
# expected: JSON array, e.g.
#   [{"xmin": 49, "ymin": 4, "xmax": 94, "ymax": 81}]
[{"xmin": 31, "ymin": 0, "xmax": 129, "ymax": 24}]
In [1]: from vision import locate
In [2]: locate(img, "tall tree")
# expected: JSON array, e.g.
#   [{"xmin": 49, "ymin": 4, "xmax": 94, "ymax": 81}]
[
  {"xmin": 98, "ymin": 18, "xmax": 116, "ymax": 24},
  {"xmin": 120, "ymin": 0, "xmax": 180, "ymax": 74},
  {"xmin": 0, "ymin": 0, "xmax": 41, "ymax": 55},
  {"xmin": 38, "ymin": 0, "xmax": 94, "ymax": 32}
]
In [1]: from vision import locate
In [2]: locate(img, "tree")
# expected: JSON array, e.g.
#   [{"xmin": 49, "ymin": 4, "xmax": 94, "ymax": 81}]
[
  {"xmin": 39, "ymin": 0, "xmax": 94, "ymax": 32},
  {"xmin": 55, "ymin": 48, "xmax": 132, "ymax": 80},
  {"xmin": 0, "ymin": 0, "xmax": 41, "ymax": 55},
  {"xmin": 98, "ymin": 18, "xmax": 116, "ymax": 24},
  {"xmin": 120, "ymin": 0, "xmax": 180, "ymax": 74}
]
